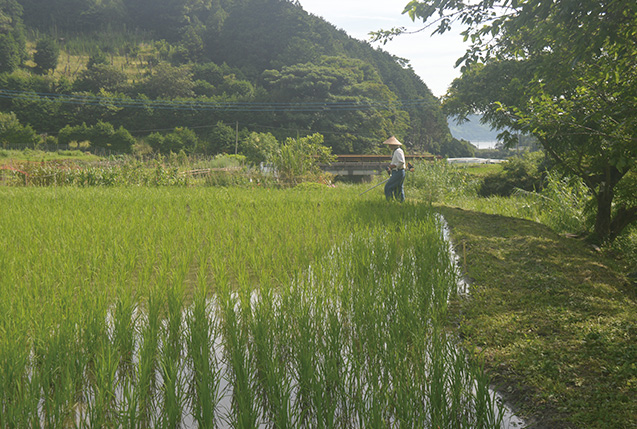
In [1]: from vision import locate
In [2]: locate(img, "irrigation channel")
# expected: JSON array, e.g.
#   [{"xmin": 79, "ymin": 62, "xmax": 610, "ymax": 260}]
[{"xmin": 0, "ymin": 187, "xmax": 523, "ymax": 427}]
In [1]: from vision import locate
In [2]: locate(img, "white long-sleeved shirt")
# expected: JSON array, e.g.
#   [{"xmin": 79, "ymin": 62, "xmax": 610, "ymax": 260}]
[{"xmin": 391, "ymin": 148, "xmax": 405, "ymax": 170}]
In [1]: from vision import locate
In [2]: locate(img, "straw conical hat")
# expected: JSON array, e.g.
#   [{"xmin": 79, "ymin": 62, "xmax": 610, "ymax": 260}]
[{"xmin": 383, "ymin": 136, "xmax": 402, "ymax": 146}]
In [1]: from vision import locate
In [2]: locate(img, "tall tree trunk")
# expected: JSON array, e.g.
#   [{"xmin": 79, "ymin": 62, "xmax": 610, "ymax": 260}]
[
  {"xmin": 610, "ymin": 205, "xmax": 637, "ymax": 242},
  {"xmin": 593, "ymin": 181, "xmax": 613, "ymax": 244},
  {"xmin": 592, "ymin": 165, "xmax": 628, "ymax": 244}
]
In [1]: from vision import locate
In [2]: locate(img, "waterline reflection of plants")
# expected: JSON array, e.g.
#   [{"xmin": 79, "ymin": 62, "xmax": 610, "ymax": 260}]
[{"xmin": 0, "ymin": 187, "xmax": 502, "ymax": 427}]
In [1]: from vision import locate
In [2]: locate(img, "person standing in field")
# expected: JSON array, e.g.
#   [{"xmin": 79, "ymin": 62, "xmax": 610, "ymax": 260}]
[{"xmin": 383, "ymin": 136, "xmax": 406, "ymax": 202}]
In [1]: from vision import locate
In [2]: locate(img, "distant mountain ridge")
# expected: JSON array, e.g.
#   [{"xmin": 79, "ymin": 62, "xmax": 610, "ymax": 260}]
[
  {"xmin": 2, "ymin": 0, "xmax": 458, "ymax": 155},
  {"xmin": 448, "ymin": 114, "xmax": 499, "ymax": 143}
]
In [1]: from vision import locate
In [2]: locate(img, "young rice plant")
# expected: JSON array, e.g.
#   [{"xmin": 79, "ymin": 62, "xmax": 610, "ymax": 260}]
[{"xmin": 0, "ymin": 186, "xmax": 503, "ymax": 427}]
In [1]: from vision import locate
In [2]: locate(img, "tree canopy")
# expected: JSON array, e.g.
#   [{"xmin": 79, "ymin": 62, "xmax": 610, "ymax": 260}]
[
  {"xmin": 3, "ymin": 0, "xmax": 453, "ymax": 157},
  {"xmin": 0, "ymin": 0, "xmax": 26, "ymax": 73},
  {"xmin": 399, "ymin": 0, "xmax": 637, "ymax": 243},
  {"xmin": 262, "ymin": 56, "xmax": 409, "ymax": 153}
]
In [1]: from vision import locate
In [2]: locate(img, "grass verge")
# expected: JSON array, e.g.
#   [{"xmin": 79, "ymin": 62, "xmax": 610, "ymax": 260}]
[
  {"xmin": 439, "ymin": 206, "xmax": 636, "ymax": 428},
  {"xmin": 0, "ymin": 148, "xmax": 101, "ymax": 163}
]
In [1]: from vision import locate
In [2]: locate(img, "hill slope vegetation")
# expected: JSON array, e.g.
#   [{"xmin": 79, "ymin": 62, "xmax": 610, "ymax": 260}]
[{"xmin": 0, "ymin": 0, "xmax": 473, "ymax": 156}]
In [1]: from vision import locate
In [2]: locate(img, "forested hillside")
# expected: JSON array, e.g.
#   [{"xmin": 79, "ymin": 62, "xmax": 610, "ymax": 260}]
[{"xmin": 0, "ymin": 0, "xmax": 470, "ymax": 155}]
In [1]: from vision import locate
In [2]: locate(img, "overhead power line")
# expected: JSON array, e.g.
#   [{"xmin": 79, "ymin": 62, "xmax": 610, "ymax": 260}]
[{"xmin": 0, "ymin": 89, "xmax": 432, "ymax": 112}]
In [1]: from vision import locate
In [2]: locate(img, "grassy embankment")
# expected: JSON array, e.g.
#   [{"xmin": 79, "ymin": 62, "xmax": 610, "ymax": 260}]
[{"xmin": 426, "ymin": 163, "xmax": 636, "ymax": 428}]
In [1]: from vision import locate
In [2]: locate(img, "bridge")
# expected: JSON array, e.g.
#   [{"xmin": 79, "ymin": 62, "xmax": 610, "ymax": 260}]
[{"xmin": 319, "ymin": 154, "xmax": 435, "ymax": 180}]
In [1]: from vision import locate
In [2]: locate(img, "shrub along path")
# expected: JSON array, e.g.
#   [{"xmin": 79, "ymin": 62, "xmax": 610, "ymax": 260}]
[{"xmin": 439, "ymin": 206, "xmax": 636, "ymax": 428}]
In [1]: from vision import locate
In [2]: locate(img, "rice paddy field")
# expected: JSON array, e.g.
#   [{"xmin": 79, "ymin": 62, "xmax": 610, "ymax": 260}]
[{"xmin": 0, "ymin": 186, "xmax": 505, "ymax": 427}]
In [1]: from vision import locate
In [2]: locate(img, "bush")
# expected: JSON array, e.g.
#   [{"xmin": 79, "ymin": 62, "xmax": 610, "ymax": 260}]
[
  {"xmin": 273, "ymin": 133, "xmax": 335, "ymax": 185},
  {"xmin": 17, "ymin": 157, "xmax": 189, "ymax": 187},
  {"xmin": 293, "ymin": 182, "xmax": 333, "ymax": 191},
  {"xmin": 204, "ymin": 169, "xmax": 251, "ymax": 187},
  {"xmin": 148, "ymin": 127, "xmax": 200, "ymax": 154},
  {"xmin": 132, "ymin": 140, "xmax": 154, "ymax": 157},
  {"xmin": 0, "ymin": 111, "xmax": 38, "ymax": 147},
  {"xmin": 240, "ymin": 132, "xmax": 279, "ymax": 166},
  {"xmin": 607, "ymin": 225, "xmax": 637, "ymax": 275},
  {"xmin": 479, "ymin": 151, "xmax": 547, "ymax": 197},
  {"xmin": 43, "ymin": 135, "xmax": 57, "ymax": 146},
  {"xmin": 209, "ymin": 154, "xmax": 246, "ymax": 169},
  {"xmin": 58, "ymin": 122, "xmax": 135, "ymax": 153}
]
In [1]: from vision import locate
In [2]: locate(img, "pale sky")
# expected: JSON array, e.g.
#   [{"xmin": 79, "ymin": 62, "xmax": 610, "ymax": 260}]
[{"xmin": 297, "ymin": 0, "xmax": 468, "ymax": 98}]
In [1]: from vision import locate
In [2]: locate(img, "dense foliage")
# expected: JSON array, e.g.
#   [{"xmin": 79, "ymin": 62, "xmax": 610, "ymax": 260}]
[
  {"xmin": 399, "ymin": 0, "xmax": 637, "ymax": 243},
  {"xmin": 0, "ymin": 0, "xmax": 453, "ymax": 156},
  {"xmin": 478, "ymin": 152, "xmax": 547, "ymax": 197},
  {"xmin": 32, "ymin": 37, "xmax": 58, "ymax": 74},
  {"xmin": 0, "ymin": 0, "xmax": 26, "ymax": 73}
]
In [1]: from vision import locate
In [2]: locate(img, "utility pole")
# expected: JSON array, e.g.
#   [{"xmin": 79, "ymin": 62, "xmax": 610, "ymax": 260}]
[{"xmin": 235, "ymin": 121, "xmax": 239, "ymax": 155}]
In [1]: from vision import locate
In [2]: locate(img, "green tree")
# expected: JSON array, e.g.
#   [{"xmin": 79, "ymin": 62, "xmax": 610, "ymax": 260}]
[
  {"xmin": 86, "ymin": 49, "xmax": 109, "ymax": 69},
  {"xmin": 219, "ymin": 75, "xmax": 254, "ymax": 97},
  {"xmin": 57, "ymin": 121, "xmax": 134, "ymax": 153},
  {"xmin": 123, "ymin": 0, "xmax": 198, "ymax": 41},
  {"xmin": 273, "ymin": 133, "xmax": 335, "ymax": 185},
  {"xmin": 191, "ymin": 61, "xmax": 226, "ymax": 86},
  {"xmin": 200, "ymin": 121, "xmax": 236, "ymax": 155},
  {"xmin": 399, "ymin": 0, "xmax": 637, "ymax": 243},
  {"xmin": 33, "ymin": 37, "xmax": 59, "ymax": 75},
  {"xmin": 438, "ymin": 137, "xmax": 475, "ymax": 158},
  {"xmin": 262, "ymin": 56, "xmax": 409, "ymax": 154},
  {"xmin": 73, "ymin": 64, "xmax": 128, "ymax": 93},
  {"xmin": 139, "ymin": 62, "xmax": 195, "ymax": 99},
  {"xmin": 0, "ymin": 33, "xmax": 21, "ymax": 73},
  {"xmin": 57, "ymin": 123, "xmax": 91, "ymax": 146},
  {"xmin": 0, "ymin": 111, "xmax": 37, "ymax": 147},
  {"xmin": 20, "ymin": 0, "xmax": 123, "ymax": 32},
  {"xmin": 240, "ymin": 131, "xmax": 279, "ymax": 166},
  {"xmin": 148, "ymin": 127, "xmax": 199, "ymax": 154},
  {"xmin": 109, "ymin": 125, "xmax": 136, "ymax": 153},
  {"xmin": 178, "ymin": 25, "xmax": 205, "ymax": 63},
  {"xmin": 0, "ymin": 0, "xmax": 26, "ymax": 72},
  {"xmin": 145, "ymin": 132, "xmax": 165, "ymax": 153}
]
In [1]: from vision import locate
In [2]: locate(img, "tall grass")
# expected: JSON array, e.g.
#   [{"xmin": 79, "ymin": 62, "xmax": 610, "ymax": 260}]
[
  {"xmin": 407, "ymin": 159, "xmax": 481, "ymax": 204},
  {"xmin": 408, "ymin": 160, "xmax": 591, "ymax": 235},
  {"xmin": 1, "ymin": 186, "xmax": 503, "ymax": 427}
]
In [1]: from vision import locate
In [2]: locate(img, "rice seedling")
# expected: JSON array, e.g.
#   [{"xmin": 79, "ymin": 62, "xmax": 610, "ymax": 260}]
[
  {"xmin": 1, "ymin": 186, "xmax": 505, "ymax": 427},
  {"xmin": 185, "ymin": 260, "xmax": 222, "ymax": 427}
]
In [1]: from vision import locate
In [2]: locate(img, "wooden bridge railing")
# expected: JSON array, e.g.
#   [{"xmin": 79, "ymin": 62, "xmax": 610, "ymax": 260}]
[{"xmin": 319, "ymin": 153, "xmax": 436, "ymax": 177}]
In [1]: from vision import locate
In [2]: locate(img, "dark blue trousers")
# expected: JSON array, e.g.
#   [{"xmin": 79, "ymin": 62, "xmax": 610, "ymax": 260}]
[{"xmin": 384, "ymin": 169, "xmax": 405, "ymax": 202}]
